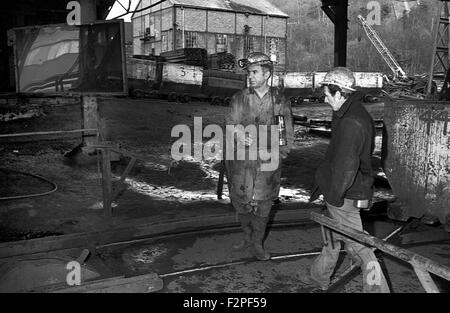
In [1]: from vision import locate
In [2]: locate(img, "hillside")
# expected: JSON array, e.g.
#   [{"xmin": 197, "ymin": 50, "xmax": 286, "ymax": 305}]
[{"xmin": 269, "ymin": 0, "xmax": 437, "ymax": 75}]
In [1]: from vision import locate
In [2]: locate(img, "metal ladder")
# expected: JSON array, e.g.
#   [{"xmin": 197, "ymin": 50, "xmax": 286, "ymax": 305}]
[{"xmin": 357, "ymin": 14, "xmax": 407, "ymax": 79}]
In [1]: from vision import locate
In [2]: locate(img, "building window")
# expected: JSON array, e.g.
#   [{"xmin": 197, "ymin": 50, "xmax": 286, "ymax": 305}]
[
  {"xmin": 161, "ymin": 32, "xmax": 168, "ymax": 52},
  {"xmin": 268, "ymin": 37, "xmax": 280, "ymax": 64},
  {"xmin": 216, "ymin": 34, "xmax": 228, "ymax": 53},
  {"xmin": 185, "ymin": 31, "xmax": 198, "ymax": 48}
]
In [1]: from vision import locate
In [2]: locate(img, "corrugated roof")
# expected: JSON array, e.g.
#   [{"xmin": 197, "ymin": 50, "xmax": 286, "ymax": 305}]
[{"xmin": 170, "ymin": 0, "xmax": 288, "ymax": 17}]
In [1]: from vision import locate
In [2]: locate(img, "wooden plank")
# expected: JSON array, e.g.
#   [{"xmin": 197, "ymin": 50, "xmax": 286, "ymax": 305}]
[
  {"xmin": 82, "ymin": 95, "xmax": 99, "ymax": 147},
  {"xmin": 111, "ymin": 157, "xmax": 137, "ymax": 202},
  {"xmin": 101, "ymin": 148, "xmax": 112, "ymax": 216},
  {"xmin": 0, "ymin": 209, "xmax": 317, "ymax": 259},
  {"xmin": 216, "ymin": 161, "xmax": 225, "ymax": 199},
  {"xmin": 0, "ymin": 129, "xmax": 98, "ymax": 139},
  {"xmin": 30, "ymin": 273, "xmax": 163, "ymax": 293},
  {"xmin": 311, "ymin": 212, "xmax": 450, "ymax": 282},
  {"xmin": 413, "ymin": 265, "xmax": 440, "ymax": 293},
  {"xmin": 326, "ymin": 264, "xmax": 360, "ymax": 293},
  {"xmin": 91, "ymin": 145, "xmax": 169, "ymax": 169}
]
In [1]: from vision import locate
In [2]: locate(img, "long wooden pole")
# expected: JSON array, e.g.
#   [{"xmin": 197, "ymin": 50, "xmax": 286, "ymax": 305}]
[
  {"xmin": 310, "ymin": 212, "xmax": 450, "ymax": 282},
  {"xmin": 0, "ymin": 129, "xmax": 98, "ymax": 139},
  {"xmin": 101, "ymin": 148, "xmax": 112, "ymax": 217}
]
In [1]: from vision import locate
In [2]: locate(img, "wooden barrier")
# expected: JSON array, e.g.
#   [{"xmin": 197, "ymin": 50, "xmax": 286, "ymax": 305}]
[{"xmin": 311, "ymin": 212, "xmax": 450, "ymax": 292}]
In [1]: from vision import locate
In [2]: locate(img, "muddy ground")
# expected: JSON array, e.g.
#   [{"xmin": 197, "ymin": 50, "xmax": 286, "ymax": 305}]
[
  {"xmin": 0, "ymin": 98, "xmax": 384, "ymax": 236},
  {"xmin": 0, "ymin": 97, "xmax": 449, "ymax": 293}
]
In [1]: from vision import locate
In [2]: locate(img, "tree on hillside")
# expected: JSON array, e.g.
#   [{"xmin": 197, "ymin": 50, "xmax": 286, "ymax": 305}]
[{"xmin": 269, "ymin": 0, "xmax": 437, "ymax": 74}]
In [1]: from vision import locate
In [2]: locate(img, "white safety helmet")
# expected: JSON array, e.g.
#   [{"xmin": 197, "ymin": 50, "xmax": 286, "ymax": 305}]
[{"xmin": 319, "ymin": 67, "xmax": 356, "ymax": 92}]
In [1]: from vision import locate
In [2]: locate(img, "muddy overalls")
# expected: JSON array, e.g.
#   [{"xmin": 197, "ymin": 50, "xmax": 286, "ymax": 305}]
[{"xmin": 224, "ymin": 87, "xmax": 293, "ymax": 260}]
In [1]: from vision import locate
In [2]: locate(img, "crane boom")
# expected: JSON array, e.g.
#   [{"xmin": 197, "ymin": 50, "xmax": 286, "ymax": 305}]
[{"xmin": 357, "ymin": 14, "xmax": 407, "ymax": 79}]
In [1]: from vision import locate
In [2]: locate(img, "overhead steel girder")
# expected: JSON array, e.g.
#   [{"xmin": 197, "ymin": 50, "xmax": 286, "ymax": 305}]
[{"xmin": 321, "ymin": 0, "xmax": 349, "ymax": 67}]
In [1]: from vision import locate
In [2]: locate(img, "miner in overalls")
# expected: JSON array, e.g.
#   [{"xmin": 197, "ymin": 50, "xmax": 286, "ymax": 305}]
[{"xmin": 224, "ymin": 52, "xmax": 294, "ymax": 260}]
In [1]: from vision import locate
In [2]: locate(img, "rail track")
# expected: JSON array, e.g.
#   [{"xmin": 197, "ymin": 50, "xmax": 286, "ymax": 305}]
[
  {"xmin": 0, "ymin": 208, "xmax": 332, "ymax": 293},
  {"xmin": 1, "ymin": 207, "xmax": 449, "ymax": 293}
]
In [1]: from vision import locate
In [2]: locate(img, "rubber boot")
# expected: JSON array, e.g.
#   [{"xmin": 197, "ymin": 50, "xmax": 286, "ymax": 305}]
[
  {"xmin": 251, "ymin": 215, "xmax": 271, "ymax": 261},
  {"xmin": 232, "ymin": 213, "xmax": 253, "ymax": 251}
]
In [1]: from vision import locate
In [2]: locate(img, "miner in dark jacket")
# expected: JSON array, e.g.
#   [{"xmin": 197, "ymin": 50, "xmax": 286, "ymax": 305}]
[{"xmin": 305, "ymin": 67, "xmax": 390, "ymax": 293}]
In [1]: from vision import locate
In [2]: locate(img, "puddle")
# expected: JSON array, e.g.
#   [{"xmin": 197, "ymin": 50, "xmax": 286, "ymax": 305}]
[{"xmin": 125, "ymin": 244, "xmax": 168, "ymax": 264}]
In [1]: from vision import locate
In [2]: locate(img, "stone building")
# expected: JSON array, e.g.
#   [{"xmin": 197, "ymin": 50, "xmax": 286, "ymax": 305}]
[{"xmin": 131, "ymin": 0, "xmax": 288, "ymax": 71}]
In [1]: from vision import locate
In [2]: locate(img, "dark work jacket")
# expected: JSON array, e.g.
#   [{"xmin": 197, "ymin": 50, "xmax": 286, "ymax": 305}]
[{"xmin": 310, "ymin": 91, "xmax": 375, "ymax": 207}]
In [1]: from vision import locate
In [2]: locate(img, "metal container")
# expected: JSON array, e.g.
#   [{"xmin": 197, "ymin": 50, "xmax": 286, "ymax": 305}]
[
  {"xmin": 281, "ymin": 71, "xmax": 383, "ymax": 103},
  {"xmin": 159, "ymin": 62, "xmax": 203, "ymax": 96},
  {"xmin": 382, "ymin": 98, "xmax": 450, "ymax": 225}
]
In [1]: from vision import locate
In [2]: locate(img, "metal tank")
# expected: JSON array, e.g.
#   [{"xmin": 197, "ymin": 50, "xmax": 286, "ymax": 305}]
[{"xmin": 382, "ymin": 98, "xmax": 450, "ymax": 227}]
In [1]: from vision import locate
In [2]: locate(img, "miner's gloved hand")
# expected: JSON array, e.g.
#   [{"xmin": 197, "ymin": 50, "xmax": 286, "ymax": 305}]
[
  {"xmin": 280, "ymin": 147, "xmax": 290, "ymax": 160},
  {"xmin": 237, "ymin": 130, "xmax": 253, "ymax": 147},
  {"xmin": 244, "ymin": 133, "xmax": 254, "ymax": 147}
]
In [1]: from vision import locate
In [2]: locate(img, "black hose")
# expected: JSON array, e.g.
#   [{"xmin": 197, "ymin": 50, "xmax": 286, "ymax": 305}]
[{"xmin": 0, "ymin": 168, "xmax": 58, "ymax": 200}]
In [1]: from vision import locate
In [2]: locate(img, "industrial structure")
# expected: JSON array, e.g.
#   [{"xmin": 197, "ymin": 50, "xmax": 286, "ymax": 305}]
[
  {"xmin": 0, "ymin": 0, "xmax": 449, "ymax": 294},
  {"xmin": 131, "ymin": 0, "xmax": 289, "ymax": 71},
  {"xmin": 1, "ymin": 0, "xmax": 115, "ymax": 93}
]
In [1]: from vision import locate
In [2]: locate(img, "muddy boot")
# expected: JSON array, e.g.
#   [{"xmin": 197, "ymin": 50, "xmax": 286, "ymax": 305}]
[
  {"xmin": 232, "ymin": 213, "xmax": 253, "ymax": 251},
  {"xmin": 251, "ymin": 215, "xmax": 270, "ymax": 261}
]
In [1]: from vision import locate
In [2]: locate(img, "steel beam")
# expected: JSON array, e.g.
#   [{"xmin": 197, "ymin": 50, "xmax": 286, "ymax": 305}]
[{"xmin": 321, "ymin": 0, "xmax": 348, "ymax": 67}]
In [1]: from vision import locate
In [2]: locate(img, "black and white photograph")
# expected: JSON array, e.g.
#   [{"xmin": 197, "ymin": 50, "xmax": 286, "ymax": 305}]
[{"xmin": 0, "ymin": 0, "xmax": 449, "ymax": 300}]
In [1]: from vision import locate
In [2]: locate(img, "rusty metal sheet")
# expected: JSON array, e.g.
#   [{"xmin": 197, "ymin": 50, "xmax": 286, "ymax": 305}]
[
  {"xmin": 126, "ymin": 58, "xmax": 157, "ymax": 81},
  {"xmin": 161, "ymin": 63, "xmax": 203, "ymax": 85},
  {"xmin": 205, "ymin": 77, "xmax": 245, "ymax": 90},
  {"xmin": 383, "ymin": 99, "xmax": 450, "ymax": 223}
]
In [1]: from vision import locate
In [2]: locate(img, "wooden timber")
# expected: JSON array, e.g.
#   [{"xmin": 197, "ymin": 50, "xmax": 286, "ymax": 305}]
[
  {"xmin": 311, "ymin": 212, "xmax": 450, "ymax": 284},
  {"xmin": 28, "ymin": 273, "xmax": 163, "ymax": 293}
]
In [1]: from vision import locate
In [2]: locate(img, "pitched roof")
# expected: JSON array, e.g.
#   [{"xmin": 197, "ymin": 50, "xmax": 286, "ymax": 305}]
[{"xmin": 170, "ymin": 0, "xmax": 288, "ymax": 17}]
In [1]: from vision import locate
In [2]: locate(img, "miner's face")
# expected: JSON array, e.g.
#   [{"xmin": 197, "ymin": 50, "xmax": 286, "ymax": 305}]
[
  {"xmin": 247, "ymin": 64, "xmax": 270, "ymax": 89},
  {"xmin": 323, "ymin": 85, "xmax": 344, "ymax": 111}
]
